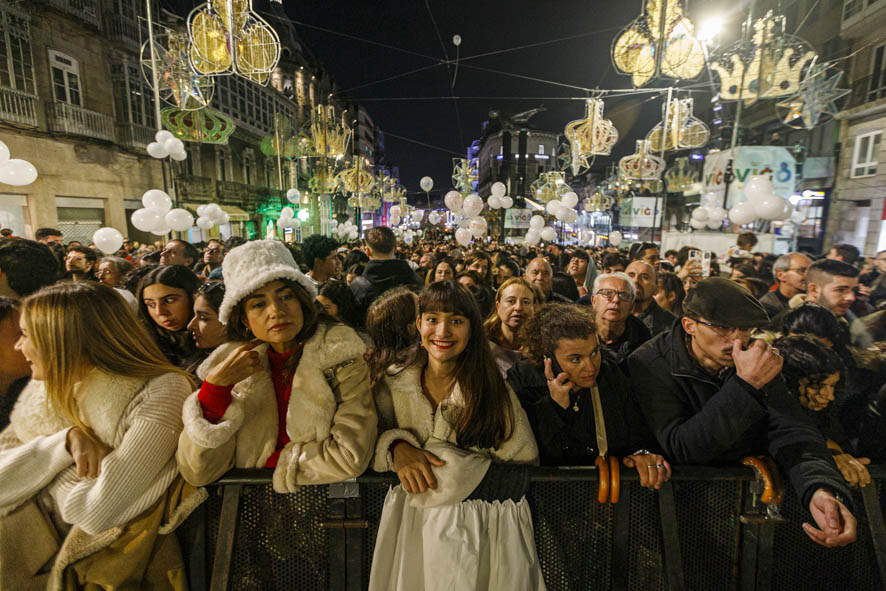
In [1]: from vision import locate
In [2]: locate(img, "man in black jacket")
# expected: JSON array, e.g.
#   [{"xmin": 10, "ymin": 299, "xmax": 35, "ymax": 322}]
[
  {"xmin": 628, "ymin": 277, "xmax": 856, "ymax": 548},
  {"xmin": 350, "ymin": 226, "xmax": 422, "ymax": 314},
  {"xmin": 625, "ymin": 259, "xmax": 674, "ymax": 336}
]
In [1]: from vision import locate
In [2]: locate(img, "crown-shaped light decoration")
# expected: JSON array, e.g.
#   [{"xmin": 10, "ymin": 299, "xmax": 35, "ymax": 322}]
[
  {"xmin": 259, "ymin": 113, "xmax": 304, "ymax": 158},
  {"xmin": 611, "ymin": 0, "xmax": 705, "ymax": 87},
  {"xmin": 583, "ymin": 189, "xmax": 616, "ymax": 212},
  {"xmin": 451, "ymin": 158, "xmax": 478, "ymax": 194},
  {"xmin": 374, "ymin": 170, "xmax": 406, "ymax": 203},
  {"xmin": 619, "ymin": 140, "xmax": 665, "ymax": 181},
  {"xmin": 664, "ymin": 156, "xmax": 700, "ymax": 192},
  {"xmin": 161, "ymin": 107, "xmax": 236, "ymax": 144},
  {"xmin": 141, "ymin": 31, "xmax": 214, "ymax": 111},
  {"xmin": 336, "ymin": 157, "xmax": 375, "ymax": 195},
  {"xmin": 564, "ymin": 98, "xmax": 619, "ymax": 175},
  {"xmin": 776, "ymin": 63, "xmax": 850, "ymax": 129},
  {"xmin": 529, "ymin": 171, "xmax": 574, "ymax": 203},
  {"xmin": 308, "ymin": 165, "xmax": 336, "ymax": 194},
  {"xmin": 188, "ymin": 0, "xmax": 281, "ymax": 85},
  {"xmin": 646, "ymin": 98, "xmax": 709, "ymax": 151},
  {"xmin": 310, "ymin": 105, "xmax": 351, "ymax": 159},
  {"xmin": 710, "ymin": 11, "xmax": 817, "ymax": 106}
]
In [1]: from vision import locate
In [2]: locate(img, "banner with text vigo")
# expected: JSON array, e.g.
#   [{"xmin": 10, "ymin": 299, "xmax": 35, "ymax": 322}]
[
  {"xmin": 703, "ymin": 147, "xmax": 796, "ymax": 208},
  {"xmin": 620, "ymin": 197, "xmax": 662, "ymax": 228},
  {"xmin": 504, "ymin": 208, "xmax": 532, "ymax": 229}
]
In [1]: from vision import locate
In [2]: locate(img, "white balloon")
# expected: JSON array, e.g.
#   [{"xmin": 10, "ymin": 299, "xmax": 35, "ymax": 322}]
[
  {"xmin": 150, "ymin": 222, "xmax": 171, "ymax": 236},
  {"xmin": 500, "ymin": 196, "xmax": 513, "ymax": 209},
  {"xmin": 142, "ymin": 189, "xmax": 172, "ymax": 213},
  {"xmin": 540, "ymin": 226, "xmax": 557, "ymax": 242},
  {"xmin": 205, "ymin": 203, "xmax": 223, "ymax": 219},
  {"xmin": 218, "ymin": 212, "xmax": 230, "ymax": 225},
  {"xmin": 348, "ymin": 228, "xmax": 358, "ymax": 240},
  {"xmin": 390, "ymin": 205, "xmax": 402, "ymax": 217},
  {"xmin": 744, "ymin": 175, "xmax": 774, "ymax": 205},
  {"xmin": 554, "ymin": 204, "xmax": 572, "ymax": 221},
  {"xmin": 776, "ymin": 199, "xmax": 793, "ymax": 221},
  {"xmin": 707, "ymin": 207, "xmax": 727, "ymax": 222},
  {"xmin": 609, "ymin": 230, "xmax": 623, "ymax": 246},
  {"xmin": 756, "ymin": 196, "xmax": 786, "ymax": 220},
  {"xmin": 420, "ymin": 176, "xmax": 434, "ymax": 192},
  {"xmin": 691, "ymin": 206, "xmax": 710, "ymax": 222},
  {"xmin": 165, "ymin": 208, "xmax": 194, "ymax": 232},
  {"xmin": 690, "ymin": 218, "xmax": 707, "ymax": 229},
  {"xmin": 470, "ymin": 223, "xmax": 486, "ymax": 239},
  {"xmin": 562, "ymin": 209, "xmax": 578, "ymax": 223},
  {"xmin": 390, "ymin": 215, "xmax": 401, "ymax": 226},
  {"xmin": 462, "ymin": 193, "xmax": 484, "ymax": 217},
  {"xmin": 0, "ymin": 140, "xmax": 9, "ymax": 164},
  {"xmin": 164, "ymin": 137, "xmax": 184, "ymax": 155},
  {"xmin": 196, "ymin": 216, "xmax": 214, "ymax": 230},
  {"xmin": 404, "ymin": 234, "xmax": 414, "ymax": 245},
  {"xmin": 281, "ymin": 206, "xmax": 295, "ymax": 219},
  {"xmin": 131, "ymin": 208, "xmax": 162, "ymax": 232},
  {"xmin": 487, "ymin": 195, "xmax": 501, "ymax": 209},
  {"xmin": 444, "ymin": 191, "xmax": 464, "ymax": 213},
  {"xmin": 546, "ymin": 199, "xmax": 562, "ymax": 215},
  {"xmin": 529, "ymin": 215, "xmax": 545, "ymax": 230},
  {"xmin": 491, "ymin": 181, "xmax": 507, "ymax": 197},
  {"xmin": 706, "ymin": 218, "xmax": 722, "ymax": 230},
  {"xmin": 562, "ymin": 192, "xmax": 578, "ymax": 208},
  {"xmin": 455, "ymin": 227, "xmax": 472, "ymax": 246},
  {"xmin": 428, "ymin": 211, "xmax": 441, "ymax": 224},
  {"xmin": 524, "ymin": 228, "xmax": 541, "ymax": 245},
  {"xmin": 452, "ymin": 34, "xmax": 462, "ymax": 46},
  {"xmin": 155, "ymin": 130, "xmax": 174, "ymax": 144},
  {"xmin": 0, "ymin": 159, "xmax": 37, "ymax": 186},
  {"xmin": 728, "ymin": 202, "xmax": 757, "ymax": 225},
  {"xmin": 790, "ymin": 210, "xmax": 806, "ymax": 224},
  {"xmin": 196, "ymin": 204, "xmax": 209, "ymax": 217},
  {"xmin": 411, "ymin": 210, "xmax": 424, "ymax": 222},
  {"xmin": 701, "ymin": 191, "xmax": 721, "ymax": 208},
  {"xmin": 286, "ymin": 188, "xmax": 301, "ymax": 204},
  {"xmin": 92, "ymin": 227, "xmax": 124, "ymax": 254},
  {"xmin": 146, "ymin": 142, "xmax": 169, "ymax": 159},
  {"xmin": 170, "ymin": 150, "xmax": 187, "ymax": 162}
]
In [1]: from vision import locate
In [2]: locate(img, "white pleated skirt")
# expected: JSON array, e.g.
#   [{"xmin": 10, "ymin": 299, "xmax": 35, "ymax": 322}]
[{"xmin": 368, "ymin": 485, "xmax": 547, "ymax": 591}]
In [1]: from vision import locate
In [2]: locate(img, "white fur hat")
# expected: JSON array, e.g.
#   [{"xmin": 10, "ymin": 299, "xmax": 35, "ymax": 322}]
[{"xmin": 218, "ymin": 240, "xmax": 317, "ymax": 325}]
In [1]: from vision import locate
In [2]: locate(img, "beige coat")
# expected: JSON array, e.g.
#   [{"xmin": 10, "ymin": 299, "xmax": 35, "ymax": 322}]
[{"xmin": 177, "ymin": 322, "xmax": 378, "ymax": 491}]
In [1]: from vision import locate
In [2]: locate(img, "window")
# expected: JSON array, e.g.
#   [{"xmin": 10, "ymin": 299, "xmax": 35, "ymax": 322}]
[
  {"xmin": 851, "ymin": 131, "xmax": 881, "ymax": 177},
  {"xmin": 111, "ymin": 60, "xmax": 155, "ymax": 126},
  {"xmin": 843, "ymin": 0, "xmax": 864, "ymax": 19},
  {"xmin": 243, "ymin": 149, "xmax": 254, "ymax": 185},
  {"xmin": 0, "ymin": 9, "xmax": 35, "ymax": 93},
  {"xmin": 869, "ymin": 44, "xmax": 886, "ymax": 102},
  {"xmin": 49, "ymin": 51, "xmax": 81, "ymax": 106},
  {"xmin": 215, "ymin": 147, "xmax": 230, "ymax": 182}
]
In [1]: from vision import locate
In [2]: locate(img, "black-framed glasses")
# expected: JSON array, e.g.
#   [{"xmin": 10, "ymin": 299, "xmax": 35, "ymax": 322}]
[
  {"xmin": 595, "ymin": 288, "xmax": 634, "ymax": 302},
  {"xmin": 787, "ymin": 267, "xmax": 808, "ymax": 274},
  {"xmin": 694, "ymin": 318, "xmax": 754, "ymax": 337}
]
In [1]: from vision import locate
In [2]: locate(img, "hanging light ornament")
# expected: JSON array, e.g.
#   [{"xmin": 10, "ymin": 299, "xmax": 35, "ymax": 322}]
[
  {"xmin": 611, "ymin": 0, "xmax": 706, "ymax": 87},
  {"xmin": 645, "ymin": 97, "xmax": 710, "ymax": 151},
  {"xmin": 710, "ymin": 11, "xmax": 817, "ymax": 106},
  {"xmin": 529, "ymin": 171, "xmax": 574, "ymax": 203},
  {"xmin": 161, "ymin": 107, "xmax": 236, "ymax": 144},
  {"xmin": 664, "ymin": 156, "xmax": 699, "ymax": 193},
  {"xmin": 584, "ymin": 189, "xmax": 615, "ymax": 212},
  {"xmin": 451, "ymin": 158, "xmax": 478, "ymax": 194},
  {"xmin": 775, "ymin": 62, "xmax": 850, "ymax": 129},
  {"xmin": 619, "ymin": 140, "xmax": 665, "ymax": 181},
  {"xmin": 260, "ymin": 114, "xmax": 302, "ymax": 158},
  {"xmin": 141, "ymin": 31, "xmax": 214, "ymax": 110},
  {"xmin": 564, "ymin": 98, "xmax": 619, "ymax": 175},
  {"xmin": 336, "ymin": 158, "xmax": 375, "ymax": 195},
  {"xmin": 310, "ymin": 105, "xmax": 352, "ymax": 158},
  {"xmin": 188, "ymin": 0, "xmax": 282, "ymax": 85}
]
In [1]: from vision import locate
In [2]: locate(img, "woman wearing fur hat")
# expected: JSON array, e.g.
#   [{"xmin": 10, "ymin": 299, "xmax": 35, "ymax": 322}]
[
  {"xmin": 177, "ymin": 240, "xmax": 377, "ymax": 491},
  {"xmin": 0, "ymin": 281, "xmax": 201, "ymax": 589},
  {"xmin": 369, "ymin": 280, "xmax": 543, "ymax": 591}
]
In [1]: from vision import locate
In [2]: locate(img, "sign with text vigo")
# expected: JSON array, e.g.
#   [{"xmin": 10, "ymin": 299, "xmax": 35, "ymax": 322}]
[
  {"xmin": 703, "ymin": 146, "xmax": 796, "ymax": 208},
  {"xmin": 620, "ymin": 197, "xmax": 662, "ymax": 228},
  {"xmin": 504, "ymin": 208, "xmax": 532, "ymax": 229}
]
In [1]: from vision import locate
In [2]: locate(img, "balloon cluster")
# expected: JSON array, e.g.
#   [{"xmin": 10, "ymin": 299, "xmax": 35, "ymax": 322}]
[
  {"xmin": 445, "ymin": 191, "xmax": 486, "ymax": 246},
  {"xmin": 524, "ymin": 215, "xmax": 557, "ymax": 245},
  {"xmin": 195, "ymin": 203, "xmax": 230, "ymax": 230},
  {"xmin": 726, "ymin": 175, "xmax": 793, "ymax": 226},
  {"xmin": 543, "ymin": 191, "xmax": 579, "ymax": 223},
  {"xmin": 146, "ymin": 130, "xmax": 188, "ymax": 162},
  {"xmin": 394, "ymin": 226, "xmax": 418, "ymax": 245},
  {"xmin": 0, "ymin": 140, "xmax": 37, "ymax": 186},
  {"xmin": 276, "ymin": 206, "xmax": 301, "ymax": 230},
  {"xmin": 389, "ymin": 204, "xmax": 404, "ymax": 226},
  {"xmin": 486, "ymin": 182, "xmax": 514, "ymax": 209},
  {"xmin": 130, "ymin": 190, "xmax": 195, "ymax": 235},
  {"xmin": 334, "ymin": 219, "xmax": 359, "ymax": 241},
  {"xmin": 689, "ymin": 192, "xmax": 729, "ymax": 230}
]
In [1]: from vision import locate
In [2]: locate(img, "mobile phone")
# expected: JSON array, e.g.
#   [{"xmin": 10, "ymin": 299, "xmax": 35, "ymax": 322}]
[
  {"xmin": 701, "ymin": 251, "xmax": 712, "ymax": 278},
  {"xmin": 545, "ymin": 354, "xmax": 565, "ymax": 378}
]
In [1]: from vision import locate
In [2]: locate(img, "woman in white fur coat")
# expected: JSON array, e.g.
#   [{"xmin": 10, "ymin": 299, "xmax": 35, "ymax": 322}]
[
  {"xmin": 176, "ymin": 240, "xmax": 377, "ymax": 491},
  {"xmin": 369, "ymin": 280, "xmax": 545, "ymax": 591},
  {"xmin": 0, "ymin": 281, "xmax": 200, "ymax": 590}
]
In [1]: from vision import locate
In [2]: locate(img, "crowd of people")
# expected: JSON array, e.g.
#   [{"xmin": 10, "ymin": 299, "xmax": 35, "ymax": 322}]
[{"xmin": 0, "ymin": 225, "xmax": 884, "ymax": 590}]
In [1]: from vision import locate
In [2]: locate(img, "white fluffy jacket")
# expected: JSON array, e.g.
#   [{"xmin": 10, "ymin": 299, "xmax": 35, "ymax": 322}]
[
  {"xmin": 373, "ymin": 359, "xmax": 538, "ymax": 504},
  {"xmin": 177, "ymin": 322, "xmax": 378, "ymax": 491}
]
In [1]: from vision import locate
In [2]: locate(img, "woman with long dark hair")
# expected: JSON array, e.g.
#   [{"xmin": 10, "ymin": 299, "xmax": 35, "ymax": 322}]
[
  {"xmin": 369, "ymin": 280, "xmax": 542, "ymax": 591},
  {"xmin": 137, "ymin": 265, "xmax": 202, "ymax": 367},
  {"xmin": 364, "ymin": 287, "xmax": 420, "ymax": 387}
]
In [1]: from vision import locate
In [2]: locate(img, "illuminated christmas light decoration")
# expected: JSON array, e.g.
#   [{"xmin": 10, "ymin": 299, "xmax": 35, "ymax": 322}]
[
  {"xmin": 451, "ymin": 158, "xmax": 478, "ymax": 194},
  {"xmin": 141, "ymin": 31, "xmax": 214, "ymax": 110},
  {"xmin": 618, "ymin": 140, "xmax": 665, "ymax": 181},
  {"xmin": 646, "ymin": 97, "xmax": 710, "ymax": 151},
  {"xmin": 776, "ymin": 64, "xmax": 850, "ymax": 129},
  {"xmin": 160, "ymin": 107, "xmax": 235, "ymax": 144},
  {"xmin": 564, "ymin": 98, "xmax": 619, "ymax": 175}
]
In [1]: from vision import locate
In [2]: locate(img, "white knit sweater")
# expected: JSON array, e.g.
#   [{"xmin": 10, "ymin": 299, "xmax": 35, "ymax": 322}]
[{"xmin": 0, "ymin": 370, "xmax": 190, "ymax": 535}]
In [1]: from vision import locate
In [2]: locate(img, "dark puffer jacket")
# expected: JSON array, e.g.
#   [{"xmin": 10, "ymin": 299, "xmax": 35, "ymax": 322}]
[
  {"xmin": 627, "ymin": 320, "xmax": 851, "ymax": 509},
  {"xmin": 349, "ymin": 259, "xmax": 423, "ymax": 313}
]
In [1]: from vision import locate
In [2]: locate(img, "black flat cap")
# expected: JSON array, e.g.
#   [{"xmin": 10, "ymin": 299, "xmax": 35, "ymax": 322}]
[{"xmin": 683, "ymin": 277, "xmax": 770, "ymax": 329}]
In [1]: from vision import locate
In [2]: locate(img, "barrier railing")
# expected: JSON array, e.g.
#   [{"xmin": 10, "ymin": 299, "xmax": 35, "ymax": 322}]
[{"xmin": 176, "ymin": 465, "xmax": 886, "ymax": 591}]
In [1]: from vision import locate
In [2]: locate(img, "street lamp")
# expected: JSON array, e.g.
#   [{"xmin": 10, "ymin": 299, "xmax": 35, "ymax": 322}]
[{"xmin": 698, "ymin": 18, "xmax": 722, "ymax": 43}]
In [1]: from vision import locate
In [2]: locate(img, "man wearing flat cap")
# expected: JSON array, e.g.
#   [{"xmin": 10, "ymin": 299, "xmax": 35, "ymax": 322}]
[{"xmin": 628, "ymin": 278, "xmax": 857, "ymax": 549}]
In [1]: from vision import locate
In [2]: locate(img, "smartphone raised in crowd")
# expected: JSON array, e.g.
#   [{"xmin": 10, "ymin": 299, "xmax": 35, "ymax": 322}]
[{"xmin": 688, "ymin": 250, "xmax": 711, "ymax": 278}]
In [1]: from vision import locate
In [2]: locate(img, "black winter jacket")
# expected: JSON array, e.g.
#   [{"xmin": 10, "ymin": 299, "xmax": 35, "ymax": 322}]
[
  {"xmin": 627, "ymin": 321, "xmax": 851, "ymax": 509},
  {"xmin": 349, "ymin": 259, "xmax": 423, "ymax": 313},
  {"xmin": 507, "ymin": 358, "xmax": 658, "ymax": 465}
]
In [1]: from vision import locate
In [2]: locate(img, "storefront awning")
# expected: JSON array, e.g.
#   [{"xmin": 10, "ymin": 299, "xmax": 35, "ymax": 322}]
[{"xmin": 220, "ymin": 204, "xmax": 250, "ymax": 222}]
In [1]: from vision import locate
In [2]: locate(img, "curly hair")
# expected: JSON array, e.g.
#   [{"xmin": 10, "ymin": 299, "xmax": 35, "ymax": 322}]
[
  {"xmin": 773, "ymin": 334, "xmax": 845, "ymax": 397},
  {"xmin": 520, "ymin": 303, "xmax": 597, "ymax": 367},
  {"xmin": 302, "ymin": 234, "xmax": 340, "ymax": 271}
]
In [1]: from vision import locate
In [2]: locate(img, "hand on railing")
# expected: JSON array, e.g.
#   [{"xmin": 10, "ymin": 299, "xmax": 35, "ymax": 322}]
[
  {"xmin": 804, "ymin": 489, "xmax": 857, "ymax": 548},
  {"xmin": 623, "ymin": 453, "xmax": 672, "ymax": 491}
]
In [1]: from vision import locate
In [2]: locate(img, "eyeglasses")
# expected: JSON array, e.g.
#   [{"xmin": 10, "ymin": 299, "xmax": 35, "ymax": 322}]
[
  {"xmin": 595, "ymin": 288, "xmax": 634, "ymax": 302},
  {"xmin": 694, "ymin": 318, "xmax": 754, "ymax": 337},
  {"xmin": 787, "ymin": 267, "xmax": 808, "ymax": 274}
]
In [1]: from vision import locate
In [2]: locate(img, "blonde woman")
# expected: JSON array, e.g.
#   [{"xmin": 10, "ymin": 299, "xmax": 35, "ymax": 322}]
[
  {"xmin": 483, "ymin": 278, "xmax": 539, "ymax": 377},
  {"xmin": 0, "ymin": 282, "xmax": 201, "ymax": 589}
]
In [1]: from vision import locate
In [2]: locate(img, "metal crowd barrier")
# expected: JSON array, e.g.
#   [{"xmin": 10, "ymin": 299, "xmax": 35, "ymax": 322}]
[{"xmin": 175, "ymin": 465, "xmax": 886, "ymax": 591}]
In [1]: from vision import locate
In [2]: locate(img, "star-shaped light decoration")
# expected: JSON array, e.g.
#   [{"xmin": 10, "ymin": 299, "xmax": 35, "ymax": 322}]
[{"xmin": 776, "ymin": 65, "xmax": 850, "ymax": 129}]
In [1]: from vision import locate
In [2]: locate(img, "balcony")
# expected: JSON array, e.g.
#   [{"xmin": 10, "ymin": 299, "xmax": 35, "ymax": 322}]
[
  {"xmin": 176, "ymin": 175, "xmax": 216, "ymax": 203},
  {"xmin": 104, "ymin": 14, "xmax": 141, "ymax": 51},
  {"xmin": 48, "ymin": 102, "xmax": 116, "ymax": 142},
  {"xmin": 116, "ymin": 122, "xmax": 155, "ymax": 149},
  {"xmin": 845, "ymin": 74, "xmax": 886, "ymax": 112},
  {"xmin": 41, "ymin": 0, "xmax": 102, "ymax": 30},
  {"xmin": 0, "ymin": 87, "xmax": 38, "ymax": 127},
  {"xmin": 842, "ymin": 0, "xmax": 886, "ymax": 38}
]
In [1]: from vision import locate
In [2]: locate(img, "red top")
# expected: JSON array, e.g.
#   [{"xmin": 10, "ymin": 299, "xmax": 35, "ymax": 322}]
[{"xmin": 198, "ymin": 347, "xmax": 301, "ymax": 468}]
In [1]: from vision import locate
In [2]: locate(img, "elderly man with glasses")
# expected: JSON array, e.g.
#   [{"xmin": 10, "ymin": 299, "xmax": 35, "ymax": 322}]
[
  {"xmin": 628, "ymin": 278, "xmax": 857, "ymax": 549},
  {"xmin": 590, "ymin": 272, "xmax": 651, "ymax": 366},
  {"xmin": 759, "ymin": 252, "xmax": 812, "ymax": 321}
]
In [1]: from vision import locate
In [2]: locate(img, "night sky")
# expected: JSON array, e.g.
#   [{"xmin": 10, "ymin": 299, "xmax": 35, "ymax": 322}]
[{"xmin": 172, "ymin": 0, "xmax": 735, "ymax": 193}]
